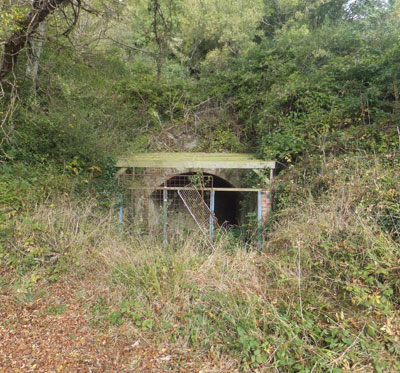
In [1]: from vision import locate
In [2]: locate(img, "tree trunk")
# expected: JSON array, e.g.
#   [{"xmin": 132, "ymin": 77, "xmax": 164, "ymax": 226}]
[
  {"xmin": 26, "ymin": 22, "xmax": 47, "ymax": 92},
  {"xmin": 0, "ymin": 0, "xmax": 69, "ymax": 82}
]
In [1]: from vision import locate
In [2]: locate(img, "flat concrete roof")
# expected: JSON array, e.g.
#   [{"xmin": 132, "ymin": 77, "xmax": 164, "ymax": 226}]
[{"xmin": 117, "ymin": 152, "xmax": 276, "ymax": 170}]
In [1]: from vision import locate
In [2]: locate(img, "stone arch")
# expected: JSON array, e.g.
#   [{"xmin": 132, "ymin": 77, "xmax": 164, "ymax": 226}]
[
  {"xmin": 144, "ymin": 168, "xmax": 243, "ymax": 189},
  {"xmin": 150, "ymin": 170, "xmax": 244, "ymax": 226}
]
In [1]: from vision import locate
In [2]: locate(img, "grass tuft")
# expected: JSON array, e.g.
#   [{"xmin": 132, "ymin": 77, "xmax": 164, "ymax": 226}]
[{"xmin": 1, "ymin": 154, "xmax": 399, "ymax": 370}]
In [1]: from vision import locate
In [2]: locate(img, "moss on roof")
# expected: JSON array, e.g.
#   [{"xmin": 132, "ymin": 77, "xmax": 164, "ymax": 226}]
[{"xmin": 117, "ymin": 152, "xmax": 276, "ymax": 169}]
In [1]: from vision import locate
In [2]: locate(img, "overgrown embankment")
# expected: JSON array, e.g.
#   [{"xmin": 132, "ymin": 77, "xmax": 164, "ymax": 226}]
[{"xmin": 1, "ymin": 2, "xmax": 400, "ymax": 370}]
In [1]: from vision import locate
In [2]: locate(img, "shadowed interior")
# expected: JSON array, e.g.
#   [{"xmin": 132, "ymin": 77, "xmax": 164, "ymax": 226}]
[{"xmin": 151, "ymin": 172, "xmax": 243, "ymax": 226}]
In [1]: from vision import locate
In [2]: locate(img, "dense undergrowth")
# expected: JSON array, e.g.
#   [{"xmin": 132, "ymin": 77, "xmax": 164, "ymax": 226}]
[
  {"xmin": 1, "ymin": 0, "xmax": 400, "ymax": 371},
  {"xmin": 1, "ymin": 154, "xmax": 399, "ymax": 371}
]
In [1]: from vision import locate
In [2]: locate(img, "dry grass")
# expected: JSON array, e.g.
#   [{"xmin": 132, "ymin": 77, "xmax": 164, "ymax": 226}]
[{"xmin": 2, "ymin": 155, "xmax": 399, "ymax": 370}]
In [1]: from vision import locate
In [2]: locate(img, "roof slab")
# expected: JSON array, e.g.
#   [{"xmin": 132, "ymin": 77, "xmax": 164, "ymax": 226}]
[{"xmin": 117, "ymin": 153, "xmax": 276, "ymax": 170}]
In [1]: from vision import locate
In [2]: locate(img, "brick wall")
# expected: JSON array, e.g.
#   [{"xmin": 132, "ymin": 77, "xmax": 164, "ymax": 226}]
[{"xmin": 260, "ymin": 190, "xmax": 272, "ymax": 223}]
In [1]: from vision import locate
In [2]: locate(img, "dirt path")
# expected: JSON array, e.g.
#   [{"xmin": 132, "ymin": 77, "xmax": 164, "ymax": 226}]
[{"xmin": 0, "ymin": 271, "xmax": 197, "ymax": 372}]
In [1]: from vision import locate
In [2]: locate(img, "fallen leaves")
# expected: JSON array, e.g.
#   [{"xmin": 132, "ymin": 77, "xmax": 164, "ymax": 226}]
[{"xmin": 0, "ymin": 270, "xmax": 196, "ymax": 372}]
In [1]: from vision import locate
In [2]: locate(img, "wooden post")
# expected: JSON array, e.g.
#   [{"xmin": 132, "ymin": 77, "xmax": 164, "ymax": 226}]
[{"xmin": 270, "ymin": 167, "xmax": 275, "ymax": 183}]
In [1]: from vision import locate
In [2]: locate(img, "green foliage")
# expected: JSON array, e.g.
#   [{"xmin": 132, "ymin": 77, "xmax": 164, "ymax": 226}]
[
  {"xmin": 191, "ymin": 1, "xmax": 400, "ymax": 160},
  {"xmin": 1, "ymin": 2, "xmax": 400, "ymax": 369},
  {"xmin": 116, "ymin": 59, "xmax": 191, "ymax": 127},
  {"xmin": 0, "ymin": 3, "xmax": 29, "ymax": 39},
  {"xmin": 3, "ymin": 0, "xmax": 399, "ymax": 162}
]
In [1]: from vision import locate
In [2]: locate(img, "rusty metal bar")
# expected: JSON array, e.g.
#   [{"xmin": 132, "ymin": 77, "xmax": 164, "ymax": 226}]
[{"xmin": 128, "ymin": 186, "xmax": 261, "ymax": 192}]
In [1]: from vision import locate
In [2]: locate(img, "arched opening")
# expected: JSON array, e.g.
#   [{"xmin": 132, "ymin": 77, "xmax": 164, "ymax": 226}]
[
  {"xmin": 212, "ymin": 174, "xmax": 243, "ymax": 226},
  {"xmin": 150, "ymin": 172, "xmax": 243, "ymax": 227}
]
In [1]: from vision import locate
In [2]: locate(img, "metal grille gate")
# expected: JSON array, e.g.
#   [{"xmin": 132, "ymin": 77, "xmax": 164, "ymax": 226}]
[
  {"xmin": 118, "ymin": 168, "xmax": 271, "ymax": 249},
  {"xmin": 178, "ymin": 184, "xmax": 219, "ymax": 246}
]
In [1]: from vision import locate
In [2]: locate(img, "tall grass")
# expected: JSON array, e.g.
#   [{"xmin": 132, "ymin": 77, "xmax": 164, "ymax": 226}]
[{"xmin": 2, "ymin": 155, "xmax": 399, "ymax": 371}]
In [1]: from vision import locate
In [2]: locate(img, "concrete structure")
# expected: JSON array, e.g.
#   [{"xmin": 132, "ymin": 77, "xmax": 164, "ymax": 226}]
[{"xmin": 116, "ymin": 153, "xmax": 276, "ymax": 247}]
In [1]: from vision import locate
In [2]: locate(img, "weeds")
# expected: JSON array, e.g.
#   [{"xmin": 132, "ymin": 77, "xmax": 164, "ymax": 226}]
[{"xmin": 1, "ymin": 154, "xmax": 399, "ymax": 371}]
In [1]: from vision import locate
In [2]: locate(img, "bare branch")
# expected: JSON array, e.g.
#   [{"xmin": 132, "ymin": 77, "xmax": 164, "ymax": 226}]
[{"xmin": 106, "ymin": 37, "xmax": 154, "ymax": 56}]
